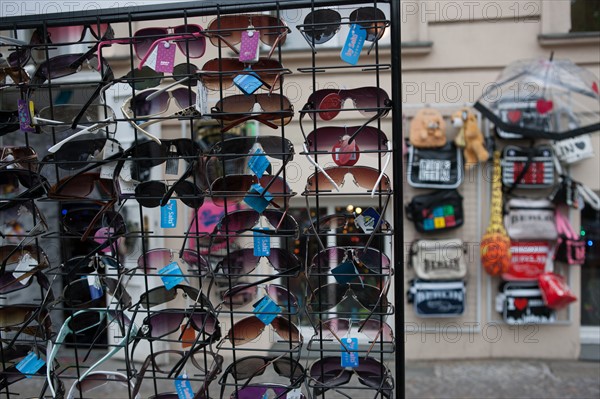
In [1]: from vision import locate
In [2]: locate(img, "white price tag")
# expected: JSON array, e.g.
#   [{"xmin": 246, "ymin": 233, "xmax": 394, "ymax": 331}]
[
  {"xmin": 118, "ymin": 176, "xmax": 138, "ymax": 194},
  {"xmin": 100, "ymin": 141, "xmax": 120, "ymax": 179},
  {"xmin": 195, "ymin": 80, "xmax": 209, "ymax": 118},
  {"xmin": 119, "ymin": 160, "xmax": 135, "ymax": 182},
  {"xmin": 13, "ymin": 253, "xmax": 38, "ymax": 285}
]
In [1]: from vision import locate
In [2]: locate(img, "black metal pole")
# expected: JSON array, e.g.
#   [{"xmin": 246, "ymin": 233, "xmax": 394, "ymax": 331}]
[{"xmin": 389, "ymin": 0, "xmax": 405, "ymax": 397}]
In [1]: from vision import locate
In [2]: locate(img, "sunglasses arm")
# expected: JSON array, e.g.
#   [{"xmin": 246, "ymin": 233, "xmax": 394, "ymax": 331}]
[
  {"xmin": 139, "ymin": 32, "xmax": 206, "ymax": 69},
  {"xmin": 145, "ymin": 77, "xmax": 189, "ymax": 102},
  {"xmin": 208, "ymin": 33, "xmax": 240, "ymax": 55},
  {"xmin": 120, "ymin": 101, "xmax": 163, "ymax": 144},
  {"xmin": 303, "ymin": 142, "xmax": 341, "ymax": 191},
  {"xmin": 48, "ymin": 118, "xmax": 114, "ymax": 153},
  {"xmin": 266, "ymin": 30, "xmax": 288, "ymax": 60},
  {"xmin": 370, "ymin": 142, "xmax": 392, "ymax": 198}
]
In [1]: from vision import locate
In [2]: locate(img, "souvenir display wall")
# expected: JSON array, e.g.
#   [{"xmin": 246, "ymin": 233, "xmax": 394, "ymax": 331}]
[{"xmin": 0, "ymin": 1, "xmax": 400, "ymax": 398}]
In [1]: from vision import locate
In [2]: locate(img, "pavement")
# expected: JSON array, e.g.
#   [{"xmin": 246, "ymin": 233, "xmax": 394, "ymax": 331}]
[{"xmin": 1, "ymin": 357, "xmax": 599, "ymax": 398}]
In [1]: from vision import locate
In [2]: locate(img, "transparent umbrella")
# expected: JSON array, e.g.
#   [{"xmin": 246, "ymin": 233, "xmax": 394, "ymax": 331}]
[{"xmin": 474, "ymin": 54, "xmax": 600, "ymax": 140}]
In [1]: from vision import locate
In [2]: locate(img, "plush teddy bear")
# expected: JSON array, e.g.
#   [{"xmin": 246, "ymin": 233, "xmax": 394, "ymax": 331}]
[
  {"xmin": 409, "ymin": 108, "xmax": 447, "ymax": 148},
  {"xmin": 452, "ymin": 108, "xmax": 489, "ymax": 168}
]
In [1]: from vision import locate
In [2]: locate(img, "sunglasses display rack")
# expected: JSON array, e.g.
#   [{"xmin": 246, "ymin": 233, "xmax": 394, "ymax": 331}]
[{"xmin": 1, "ymin": 0, "xmax": 402, "ymax": 398}]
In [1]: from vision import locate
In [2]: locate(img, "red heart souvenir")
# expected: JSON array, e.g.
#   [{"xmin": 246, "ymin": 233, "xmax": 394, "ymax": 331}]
[
  {"xmin": 592, "ymin": 82, "xmax": 599, "ymax": 95},
  {"xmin": 507, "ymin": 110, "xmax": 521, "ymax": 123},
  {"xmin": 332, "ymin": 140, "xmax": 360, "ymax": 166},
  {"xmin": 536, "ymin": 99, "xmax": 554, "ymax": 114},
  {"xmin": 514, "ymin": 298, "xmax": 528, "ymax": 311}
]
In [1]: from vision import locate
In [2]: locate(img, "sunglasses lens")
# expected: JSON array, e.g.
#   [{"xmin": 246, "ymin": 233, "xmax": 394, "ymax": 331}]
[
  {"xmin": 134, "ymin": 28, "xmax": 167, "ymax": 58},
  {"xmin": 180, "ymin": 249, "xmax": 209, "ymax": 274},
  {"xmin": 137, "ymin": 249, "xmax": 171, "ymax": 271},
  {"xmin": 54, "ymin": 135, "xmax": 107, "ymax": 170},
  {"xmin": 135, "ymin": 181, "xmax": 165, "ymax": 208},
  {"xmin": 89, "ymin": 23, "xmax": 110, "ymax": 39},
  {"xmin": 0, "ymin": 273, "xmax": 30, "ymax": 294},
  {"xmin": 208, "ymin": 16, "xmax": 244, "ymax": 47},
  {"xmin": 148, "ymin": 312, "xmax": 184, "ymax": 337},
  {"xmin": 140, "ymin": 286, "xmax": 175, "ymax": 308},
  {"xmin": 171, "ymin": 88, "xmax": 196, "ymax": 109},
  {"xmin": 69, "ymin": 311, "xmax": 102, "ymax": 333},
  {"xmin": 132, "ymin": 90, "xmax": 169, "ymax": 116},
  {"xmin": 127, "ymin": 66, "xmax": 164, "ymax": 90},
  {"xmin": 222, "ymin": 286, "xmax": 258, "ymax": 308},
  {"xmin": 267, "ymin": 285, "xmax": 297, "ymax": 308},
  {"xmin": 353, "ymin": 87, "xmax": 389, "ymax": 116},
  {"xmin": 172, "ymin": 181, "xmax": 204, "ymax": 209},
  {"xmin": 226, "ymin": 316, "xmax": 265, "ymax": 345},
  {"xmin": 47, "ymin": 26, "xmax": 84, "ymax": 43},
  {"xmin": 270, "ymin": 316, "xmax": 301, "ymax": 342},
  {"xmin": 77, "ymin": 372, "xmax": 128, "ymax": 395},
  {"xmin": 350, "ymin": 7, "xmax": 386, "ymax": 42},
  {"xmin": 40, "ymin": 54, "xmax": 82, "ymax": 79},
  {"xmin": 64, "ymin": 279, "xmax": 102, "ymax": 308},
  {"xmin": 173, "ymin": 63, "xmax": 199, "ymax": 85},
  {"xmin": 190, "ymin": 312, "xmax": 218, "ymax": 335},
  {"xmin": 173, "ymin": 25, "xmax": 206, "ymax": 58},
  {"xmin": 304, "ymin": 9, "xmax": 341, "ymax": 44},
  {"xmin": 8, "ymin": 48, "xmax": 30, "ymax": 67}
]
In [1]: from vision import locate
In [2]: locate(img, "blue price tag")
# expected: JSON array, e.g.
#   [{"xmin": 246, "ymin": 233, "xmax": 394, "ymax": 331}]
[
  {"xmin": 331, "ymin": 260, "xmax": 360, "ymax": 284},
  {"xmin": 234, "ymin": 70, "xmax": 264, "ymax": 95},
  {"xmin": 354, "ymin": 207, "xmax": 385, "ymax": 233},
  {"xmin": 174, "ymin": 372, "xmax": 194, "ymax": 399},
  {"xmin": 161, "ymin": 199, "xmax": 177, "ymax": 228},
  {"xmin": 253, "ymin": 228, "xmax": 271, "ymax": 256},
  {"xmin": 86, "ymin": 273, "xmax": 104, "ymax": 300},
  {"xmin": 248, "ymin": 148, "xmax": 271, "ymax": 176},
  {"xmin": 158, "ymin": 262, "xmax": 185, "ymax": 290},
  {"xmin": 244, "ymin": 183, "xmax": 273, "ymax": 213},
  {"xmin": 340, "ymin": 23, "xmax": 367, "ymax": 65},
  {"xmin": 16, "ymin": 352, "xmax": 45, "ymax": 378},
  {"xmin": 340, "ymin": 337, "xmax": 359, "ymax": 368},
  {"xmin": 253, "ymin": 295, "xmax": 281, "ymax": 325}
]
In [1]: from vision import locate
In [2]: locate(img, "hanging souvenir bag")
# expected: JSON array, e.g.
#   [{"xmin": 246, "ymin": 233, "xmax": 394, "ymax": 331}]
[
  {"xmin": 554, "ymin": 209, "xmax": 586, "ymax": 265},
  {"xmin": 504, "ymin": 198, "xmax": 557, "ymax": 241},
  {"xmin": 407, "ymin": 142, "xmax": 463, "ymax": 189},
  {"xmin": 537, "ymin": 272, "xmax": 577, "ymax": 310},
  {"xmin": 503, "ymin": 241, "xmax": 552, "ymax": 281},
  {"xmin": 408, "ymin": 239, "xmax": 468, "ymax": 280},
  {"xmin": 496, "ymin": 281, "xmax": 557, "ymax": 325},
  {"xmin": 480, "ymin": 151, "xmax": 511, "ymax": 276},
  {"xmin": 405, "ymin": 190, "xmax": 464, "ymax": 233},
  {"xmin": 407, "ymin": 279, "xmax": 466, "ymax": 317},
  {"xmin": 552, "ymin": 134, "xmax": 594, "ymax": 165},
  {"xmin": 501, "ymin": 145, "xmax": 555, "ymax": 189}
]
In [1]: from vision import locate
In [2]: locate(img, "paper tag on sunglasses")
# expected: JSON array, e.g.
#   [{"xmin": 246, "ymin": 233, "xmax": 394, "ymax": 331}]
[
  {"xmin": 286, "ymin": 389, "xmax": 302, "ymax": 399},
  {"xmin": 13, "ymin": 253, "xmax": 38, "ymax": 285},
  {"xmin": 100, "ymin": 141, "xmax": 121, "ymax": 179},
  {"xmin": 87, "ymin": 272, "xmax": 104, "ymax": 300},
  {"xmin": 355, "ymin": 207, "xmax": 385, "ymax": 234},
  {"xmin": 16, "ymin": 352, "xmax": 45, "ymax": 378},
  {"xmin": 146, "ymin": 41, "xmax": 176, "ymax": 73},
  {"xmin": 253, "ymin": 295, "xmax": 281, "ymax": 325},
  {"xmin": 234, "ymin": 70, "xmax": 263, "ymax": 95},
  {"xmin": 244, "ymin": 184, "xmax": 273, "ymax": 213},
  {"xmin": 248, "ymin": 148, "xmax": 271, "ymax": 176},
  {"xmin": 161, "ymin": 199, "xmax": 178, "ymax": 228},
  {"xmin": 158, "ymin": 262, "xmax": 186, "ymax": 290},
  {"xmin": 341, "ymin": 337, "xmax": 359, "ymax": 368},
  {"xmin": 332, "ymin": 260, "xmax": 360, "ymax": 285},
  {"xmin": 18, "ymin": 99, "xmax": 36, "ymax": 133},
  {"xmin": 340, "ymin": 23, "xmax": 367, "ymax": 65},
  {"xmin": 254, "ymin": 228, "xmax": 271, "ymax": 256},
  {"xmin": 118, "ymin": 176, "xmax": 138, "ymax": 195},
  {"xmin": 239, "ymin": 28, "xmax": 261, "ymax": 63},
  {"xmin": 196, "ymin": 80, "xmax": 210, "ymax": 117},
  {"xmin": 174, "ymin": 372, "xmax": 194, "ymax": 399}
]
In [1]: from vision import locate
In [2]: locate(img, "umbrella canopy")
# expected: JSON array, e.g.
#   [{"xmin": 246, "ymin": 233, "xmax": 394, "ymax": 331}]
[{"xmin": 474, "ymin": 56, "xmax": 600, "ymax": 140}]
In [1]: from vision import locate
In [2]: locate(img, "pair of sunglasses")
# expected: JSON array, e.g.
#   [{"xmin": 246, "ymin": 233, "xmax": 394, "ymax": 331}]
[
  {"xmin": 206, "ymin": 14, "xmax": 288, "ymax": 59},
  {"xmin": 304, "ymin": 165, "xmax": 391, "ymax": 194},
  {"xmin": 137, "ymin": 308, "xmax": 220, "ymax": 342},
  {"xmin": 219, "ymin": 356, "xmax": 305, "ymax": 399},
  {"xmin": 136, "ymin": 248, "xmax": 209, "ymax": 275},
  {"xmin": 97, "ymin": 24, "xmax": 205, "ymax": 61},
  {"xmin": 214, "ymin": 247, "xmax": 300, "ymax": 276},
  {"xmin": 200, "ymin": 57, "xmax": 288, "ymax": 92},
  {"xmin": 302, "ymin": 86, "xmax": 391, "ymax": 121},
  {"xmin": 309, "ymin": 282, "xmax": 390, "ymax": 314},
  {"xmin": 309, "ymin": 356, "xmax": 393, "ymax": 398},
  {"xmin": 34, "ymin": 23, "xmax": 110, "ymax": 44},
  {"xmin": 222, "ymin": 315, "xmax": 302, "ymax": 347},
  {"xmin": 221, "ymin": 283, "xmax": 298, "ymax": 311},
  {"xmin": 299, "ymin": 7, "xmax": 388, "ymax": 51},
  {"xmin": 134, "ymin": 178, "xmax": 204, "ymax": 209},
  {"xmin": 1, "ymin": 145, "xmax": 38, "ymax": 172},
  {"xmin": 208, "ymin": 175, "xmax": 293, "ymax": 208},
  {"xmin": 212, "ymin": 209, "xmax": 299, "ymax": 238},
  {"xmin": 115, "ymin": 63, "xmax": 199, "ymax": 90},
  {"xmin": 310, "ymin": 246, "xmax": 391, "ymax": 275},
  {"xmin": 210, "ymin": 93, "xmax": 294, "ymax": 132}
]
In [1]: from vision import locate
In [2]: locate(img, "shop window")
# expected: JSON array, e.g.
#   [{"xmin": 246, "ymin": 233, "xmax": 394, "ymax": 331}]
[
  {"xmin": 571, "ymin": 0, "xmax": 600, "ymax": 32},
  {"xmin": 581, "ymin": 205, "xmax": 600, "ymax": 327}
]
